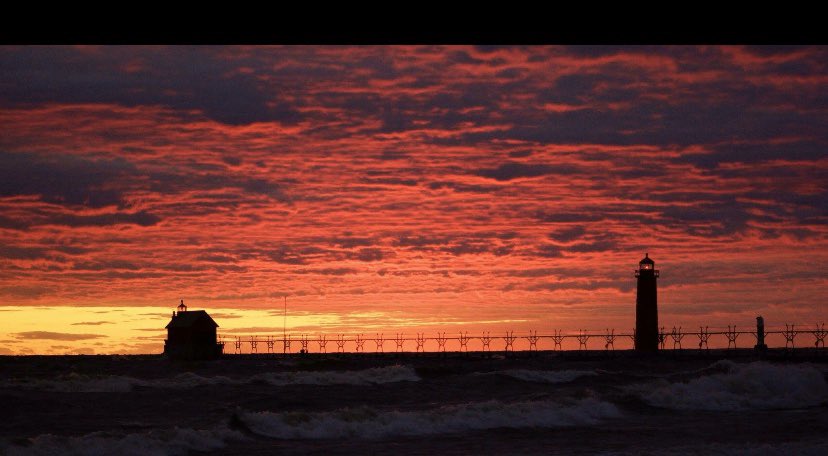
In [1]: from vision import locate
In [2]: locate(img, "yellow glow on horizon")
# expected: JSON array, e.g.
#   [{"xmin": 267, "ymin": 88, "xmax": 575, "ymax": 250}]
[{"xmin": 0, "ymin": 305, "xmax": 537, "ymax": 355}]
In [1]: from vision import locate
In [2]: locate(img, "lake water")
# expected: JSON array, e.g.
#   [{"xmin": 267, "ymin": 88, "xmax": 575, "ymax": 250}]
[{"xmin": 2, "ymin": 351, "xmax": 828, "ymax": 455}]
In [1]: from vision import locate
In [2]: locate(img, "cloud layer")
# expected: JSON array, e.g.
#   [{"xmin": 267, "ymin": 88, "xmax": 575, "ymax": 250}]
[{"xmin": 0, "ymin": 46, "xmax": 826, "ymax": 353}]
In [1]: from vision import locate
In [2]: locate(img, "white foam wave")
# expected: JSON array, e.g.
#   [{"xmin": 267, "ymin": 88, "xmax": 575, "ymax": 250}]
[
  {"xmin": 488, "ymin": 369, "xmax": 597, "ymax": 384},
  {"xmin": 2, "ymin": 426, "xmax": 244, "ymax": 456},
  {"xmin": 641, "ymin": 360, "xmax": 828, "ymax": 411},
  {"xmin": 239, "ymin": 398, "xmax": 621, "ymax": 439},
  {"xmin": 1, "ymin": 365, "xmax": 419, "ymax": 392}
]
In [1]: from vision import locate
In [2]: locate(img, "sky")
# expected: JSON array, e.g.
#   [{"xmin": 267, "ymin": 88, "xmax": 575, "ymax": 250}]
[{"xmin": 0, "ymin": 45, "xmax": 826, "ymax": 354}]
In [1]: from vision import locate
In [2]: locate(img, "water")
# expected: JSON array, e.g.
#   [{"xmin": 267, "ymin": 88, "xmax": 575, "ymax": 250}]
[{"xmin": 2, "ymin": 352, "xmax": 827, "ymax": 455}]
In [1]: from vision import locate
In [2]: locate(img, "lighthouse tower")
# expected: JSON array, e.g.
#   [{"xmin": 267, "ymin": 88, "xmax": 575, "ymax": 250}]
[{"xmin": 635, "ymin": 253, "xmax": 659, "ymax": 351}]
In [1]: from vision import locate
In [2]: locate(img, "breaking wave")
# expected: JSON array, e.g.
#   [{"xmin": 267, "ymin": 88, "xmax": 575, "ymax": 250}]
[
  {"xmin": 641, "ymin": 360, "xmax": 828, "ymax": 411},
  {"xmin": 238, "ymin": 398, "xmax": 621, "ymax": 439},
  {"xmin": 1, "ymin": 365, "xmax": 419, "ymax": 392},
  {"xmin": 482, "ymin": 369, "xmax": 598, "ymax": 384},
  {"xmin": 2, "ymin": 426, "xmax": 244, "ymax": 456}
]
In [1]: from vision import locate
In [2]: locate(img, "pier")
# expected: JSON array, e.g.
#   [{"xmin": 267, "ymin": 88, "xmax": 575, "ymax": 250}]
[{"xmin": 220, "ymin": 323, "xmax": 828, "ymax": 355}]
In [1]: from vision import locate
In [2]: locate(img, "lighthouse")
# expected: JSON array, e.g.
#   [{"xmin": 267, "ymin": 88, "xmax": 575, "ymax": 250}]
[{"xmin": 635, "ymin": 253, "xmax": 659, "ymax": 351}]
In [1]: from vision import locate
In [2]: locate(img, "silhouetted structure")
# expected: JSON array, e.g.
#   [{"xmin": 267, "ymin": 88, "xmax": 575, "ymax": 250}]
[
  {"xmin": 635, "ymin": 253, "xmax": 659, "ymax": 351},
  {"xmin": 164, "ymin": 300, "xmax": 224, "ymax": 360},
  {"xmin": 755, "ymin": 316, "xmax": 767, "ymax": 350}
]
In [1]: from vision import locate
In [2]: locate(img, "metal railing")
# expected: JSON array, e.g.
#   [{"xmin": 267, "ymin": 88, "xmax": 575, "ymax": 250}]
[{"xmin": 219, "ymin": 322, "xmax": 827, "ymax": 354}]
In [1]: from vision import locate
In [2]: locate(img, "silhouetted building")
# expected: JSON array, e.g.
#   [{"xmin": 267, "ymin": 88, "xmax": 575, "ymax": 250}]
[
  {"xmin": 635, "ymin": 253, "xmax": 659, "ymax": 351},
  {"xmin": 164, "ymin": 300, "xmax": 224, "ymax": 360}
]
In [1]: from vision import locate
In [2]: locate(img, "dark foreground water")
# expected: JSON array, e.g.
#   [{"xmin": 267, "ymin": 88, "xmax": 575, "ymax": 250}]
[{"xmin": 2, "ymin": 350, "xmax": 828, "ymax": 455}]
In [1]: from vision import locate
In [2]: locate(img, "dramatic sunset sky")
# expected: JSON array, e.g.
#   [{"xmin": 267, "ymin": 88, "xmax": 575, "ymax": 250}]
[{"xmin": 0, "ymin": 45, "xmax": 826, "ymax": 354}]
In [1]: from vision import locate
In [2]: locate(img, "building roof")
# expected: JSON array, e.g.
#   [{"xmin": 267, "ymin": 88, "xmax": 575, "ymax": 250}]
[
  {"xmin": 639, "ymin": 253, "xmax": 654, "ymax": 264},
  {"xmin": 165, "ymin": 310, "xmax": 219, "ymax": 329}
]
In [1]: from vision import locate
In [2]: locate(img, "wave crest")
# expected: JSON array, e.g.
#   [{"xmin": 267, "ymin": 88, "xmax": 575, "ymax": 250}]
[
  {"xmin": 641, "ymin": 360, "xmax": 828, "ymax": 411},
  {"xmin": 239, "ymin": 398, "xmax": 621, "ymax": 439}
]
